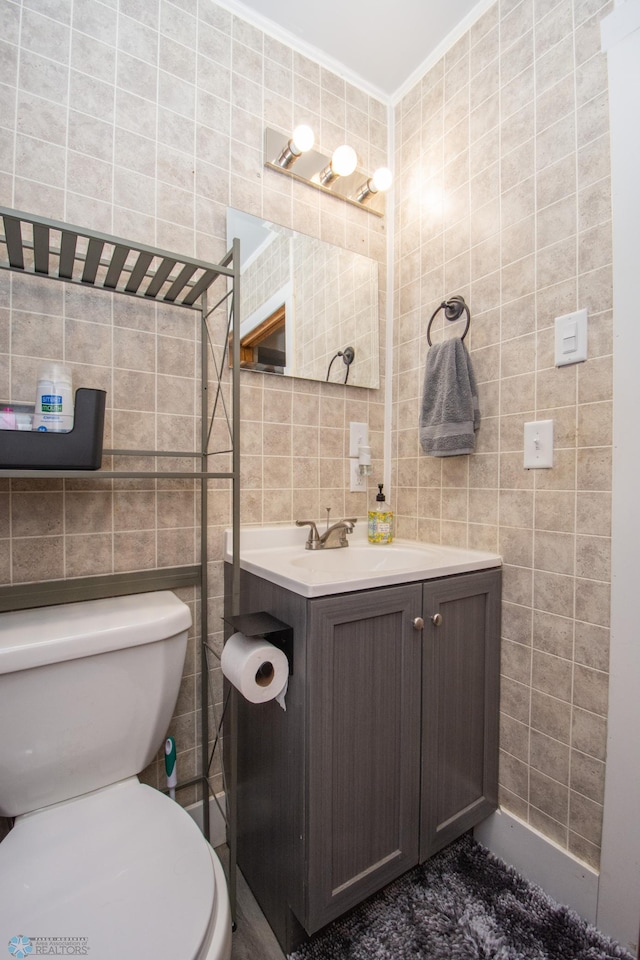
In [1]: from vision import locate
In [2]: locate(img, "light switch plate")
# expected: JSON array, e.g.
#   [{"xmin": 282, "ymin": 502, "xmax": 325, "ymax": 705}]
[
  {"xmin": 524, "ymin": 420, "xmax": 554, "ymax": 469},
  {"xmin": 555, "ymin": 309, "xmax": 588, "ymax": 366}
]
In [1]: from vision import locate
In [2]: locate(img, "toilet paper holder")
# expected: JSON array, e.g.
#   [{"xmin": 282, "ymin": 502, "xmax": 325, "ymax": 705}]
[{"xmin": 226, "ymin": 611, "xmax": 294, "ymax": 675}]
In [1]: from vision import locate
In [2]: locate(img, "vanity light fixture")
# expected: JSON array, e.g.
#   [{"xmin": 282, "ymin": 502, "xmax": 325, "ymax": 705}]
[
  {"xmin": 354, "ymin": 166, "xmax": 393, "ymax": 203},
  {"xmin": 274, "ymin": 124, "xmax": 315, "ymax": 169},
  {"xmin": 264, "ymin": 126, "xmax": 388, "ymax": 217}
]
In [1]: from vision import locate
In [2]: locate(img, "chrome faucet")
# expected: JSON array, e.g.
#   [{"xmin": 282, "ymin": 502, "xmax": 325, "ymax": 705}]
[{"xmin": 296, "ymin": 516, "xmax": 357, "ymax": 550}]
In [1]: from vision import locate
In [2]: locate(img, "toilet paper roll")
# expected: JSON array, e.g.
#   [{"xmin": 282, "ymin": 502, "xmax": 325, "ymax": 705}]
[{"xmin": 221, "ymin": 632, "xmax": 289, "ymax": 708}]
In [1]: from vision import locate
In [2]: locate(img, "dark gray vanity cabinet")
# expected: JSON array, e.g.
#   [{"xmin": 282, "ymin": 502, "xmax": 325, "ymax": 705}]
[
  {"xmin": 227, "ymin": 565, "xmax": 501, "ymax": 954},
  {"xmin": 305, "ymin": 585, "xmax": 423, "ymax": 931},
  {"xmin": 420, "ymin": 570, "xmax": 501, "ymax": 860}
]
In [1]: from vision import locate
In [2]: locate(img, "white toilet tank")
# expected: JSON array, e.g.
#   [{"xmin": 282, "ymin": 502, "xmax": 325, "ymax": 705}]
[{"xmin": 0, "ymin": 591, "xmax": 192, "ymax": 818}]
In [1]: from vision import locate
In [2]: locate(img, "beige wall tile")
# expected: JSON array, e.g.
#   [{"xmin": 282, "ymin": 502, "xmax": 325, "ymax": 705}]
[
  {"xmin": 535, "ymin": 490, "xmax": 576, "ymax": 532},
  {"xmin": 574, "ymin": 663, "xmax": 609, "ymax": 716},
  {"xmin": 530, "ymin": 806, "xmax": 569, "ymax": 846},
  {"xmin": 571, "ymin": 749, "xmax": 606, "ymax": 804},
  {"xmin": 503, "ymin": 564, "xmax": 533, "ymax": 605},
  {"xmin": 500, "ymin": 750, "xmax": 530, "ymax": 799},
  {"xmin": 533, "ymin": 609, "xmax": 574, "ymax": 658},
  {"xmin": 534, "ymin": 530, "xmax": 575, "ymax": 575},
  {"xmin": 501, "ymin": 676, "xmax": 532, "ymax": 723},
  {"xmin": 570, "ymin": 791, "xmax": 603, "ymax": 846},
  {"xmin": 572, "ymin": 707, "xmax": 607, "ymax": 761},
  {"xmin": 503, "ymin": 603, "xmax": 533, "ymax": 646},
  {"xmin": 576, "ymin": 447, "xmax": 611, "ymax": 491},
  {"xmin": 537, "ymin": 113, "xmax": 576, "ymax": 171},
  {"xmin": 501, "ymin": 713, "xmax": 530, "ymax": 760},
  {"xmin": 532, "ymin": 649, "xmax": 573, "ymax": 703},
  {"xmin": 12, "ymin": 535, "xmax": 64, "ymax": 583},
  {"xmin": 499, "ymin": 525, "xmax": 534, "ymax": 566},
  {"xmin": 531, "ymin": 689, "xmax": 572, "ymax": 743},
  {"xmin": 575, "ymin": 577, "xmax": 611, "ymax": 626},
  {"xmin": 65, "ymin": 533, "xmax": 114, "ymax": 578},
  {"xmin": 531, "ymin": 729, "xmax": 570, "ymax": 784},
  {"xmin": 534, "ymin": 570, "xmax": 575, "ymax": 617},
  {"xmin": 575, "ymin": 534, "xmax": 610, "ymax": 581},
  {"xmin": 11, "ymin": 492, "xmax": 63, "ymax": 537},
  {"xmin": 576, "ymin": 491, "xmax": 611, "ymax": 537},
  {"xmin": 530, "ymin": 768, "xmax": 569, "ymax": 823},
  {"xmin": 500, "ymin": 412, "xmax": 530, "ymax": 451}
]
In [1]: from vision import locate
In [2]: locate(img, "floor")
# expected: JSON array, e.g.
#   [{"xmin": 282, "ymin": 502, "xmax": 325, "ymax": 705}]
[{"xmin": 216, "ymin": 846, "xmax": 287, "ymax": 960}]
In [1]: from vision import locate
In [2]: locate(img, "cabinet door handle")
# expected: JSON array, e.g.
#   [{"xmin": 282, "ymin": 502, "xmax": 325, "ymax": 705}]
[
  {"xmin": 413, "ymin": 617, "xmax": 424, "ymax": 630},
  {"xmin": 431, "ymin": 613, "xmax": 443, "ymax": 626}
]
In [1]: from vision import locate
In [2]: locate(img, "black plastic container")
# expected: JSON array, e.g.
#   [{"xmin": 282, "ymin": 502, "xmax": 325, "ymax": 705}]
[{"xmin": 0, "ymin": 388, "xmax": 106, "ymax": 470}]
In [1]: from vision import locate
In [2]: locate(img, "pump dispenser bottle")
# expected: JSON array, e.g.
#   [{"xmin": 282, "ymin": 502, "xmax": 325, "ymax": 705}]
[{"xmin": 368, "ymin": 483, "xmax": 394, "ymax": 544}]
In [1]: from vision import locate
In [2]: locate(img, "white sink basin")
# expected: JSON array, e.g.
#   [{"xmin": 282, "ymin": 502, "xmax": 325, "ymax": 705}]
[
  {"xmin": 224, "ymin": 524, "xmax": 501, "ymax": 598},
  {"xmin": 289, "ymin": 544, "xmax": 443, "ymax": 574}
]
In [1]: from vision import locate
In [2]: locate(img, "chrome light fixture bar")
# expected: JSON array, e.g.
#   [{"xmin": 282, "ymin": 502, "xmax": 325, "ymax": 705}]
[{"xmin": 264, "ymin": 127, "xmax": 390, "ymax": 218}]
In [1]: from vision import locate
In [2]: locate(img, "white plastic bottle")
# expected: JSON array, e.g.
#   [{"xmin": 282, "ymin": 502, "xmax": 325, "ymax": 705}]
[{"xmin": 32, "ymin": 364, "xmax": 74, "ymax": 433}]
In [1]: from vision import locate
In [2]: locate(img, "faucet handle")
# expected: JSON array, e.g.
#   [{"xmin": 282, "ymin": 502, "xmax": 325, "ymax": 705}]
[{"xmin": 296, "ymin": 519, "xmax": 320, "ymax": 546}]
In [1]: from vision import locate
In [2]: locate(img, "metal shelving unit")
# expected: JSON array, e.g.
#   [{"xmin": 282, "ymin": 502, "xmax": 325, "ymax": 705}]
[{"xmin": 0, "ymin": 205, "xmax": 241, "ymax": 910}]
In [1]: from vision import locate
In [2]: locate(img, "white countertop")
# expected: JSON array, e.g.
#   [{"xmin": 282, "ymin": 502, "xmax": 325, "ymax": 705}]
[{"xmin": 224, "ymin": 523, "xmax": 501, "ymax": 598}]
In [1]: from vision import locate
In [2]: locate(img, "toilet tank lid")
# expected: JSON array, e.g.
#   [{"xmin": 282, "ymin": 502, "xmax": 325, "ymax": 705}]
[{"xmin": 0, "ymin": 591, "xmax": 192, "ymax": 675}]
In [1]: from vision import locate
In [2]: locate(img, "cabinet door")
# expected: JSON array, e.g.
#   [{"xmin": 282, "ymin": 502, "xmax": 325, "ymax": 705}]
[
  {"xmin": 306, "ymin": 584, "xmax": 423, "ymax": 932},
  {"xmin": 420, "ymin": 569, "xmax": 501, "ymax": 860}
]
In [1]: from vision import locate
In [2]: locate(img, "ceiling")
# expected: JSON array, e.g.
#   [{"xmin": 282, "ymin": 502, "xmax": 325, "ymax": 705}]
[{"xmin": 219, "ymin": 0, "xmax": 487, "ymax": 101}]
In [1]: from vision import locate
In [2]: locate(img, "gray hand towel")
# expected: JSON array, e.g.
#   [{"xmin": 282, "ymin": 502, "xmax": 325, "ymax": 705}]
[{"xmin": 419, "ymin": 337, "xmax": 480, "ymax": 457}]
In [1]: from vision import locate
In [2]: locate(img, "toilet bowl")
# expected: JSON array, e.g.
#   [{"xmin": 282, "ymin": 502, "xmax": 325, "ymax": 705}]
[{"xmin": 0, "ymin": 592, "xmax": 232, "ymax": 960}]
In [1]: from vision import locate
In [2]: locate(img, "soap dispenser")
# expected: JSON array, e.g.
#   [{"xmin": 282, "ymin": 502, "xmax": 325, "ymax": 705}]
[{"xmin": 368, "ymin": 483, "xmax": 394, "ymax": 544}]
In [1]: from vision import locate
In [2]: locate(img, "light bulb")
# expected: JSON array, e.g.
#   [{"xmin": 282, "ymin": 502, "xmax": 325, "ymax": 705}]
[
  {"xmin": 291, "ymin": 124, "xmax": 314, "ymax": 154},
  {"xmin": 354, "ymin": 165, "xmax": 393, "ymax": 204},
  {"xmin": 275, "ymin": 124, "xmax": 315, "ymax": 168},
  {"xmin": 331, "ymin": 144, "xmax": 358, "ymax": 178},
  {"xmin": 371, "ymin": 166, "xmax": 393, "ymax": 193}
]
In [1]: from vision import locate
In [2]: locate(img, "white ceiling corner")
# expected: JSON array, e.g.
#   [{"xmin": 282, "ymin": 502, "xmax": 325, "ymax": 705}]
[{"xmin": 214, "ymin": 0, "xmax": 494, "ymax": 103}]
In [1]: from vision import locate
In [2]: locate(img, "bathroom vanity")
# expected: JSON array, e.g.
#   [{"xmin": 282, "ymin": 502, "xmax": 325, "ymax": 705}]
[{"xmin": 224, "ymin": 528, "xmax": 501, "ymax": 953}]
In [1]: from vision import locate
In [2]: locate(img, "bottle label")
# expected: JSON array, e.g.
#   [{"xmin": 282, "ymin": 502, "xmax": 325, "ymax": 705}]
[
  {"xmin": 368, "ymin": 511, "xmax": 394, "ymax": 543},
  {"xmin": 40, "ymin": 394, "xmax": 63, "ymax": 412}
]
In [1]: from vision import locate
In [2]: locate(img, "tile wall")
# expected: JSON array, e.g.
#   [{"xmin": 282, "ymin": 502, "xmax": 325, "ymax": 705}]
[
  {"xmin": 0, "ymin": 0, "xmax": 387, "ymax": 806},
  {"xmin": 1, "ymin": 0, "xmax": 613, "ymax": 873},
  {"xmin": 393, "ymin": 0, "xmax": 613, "ymax": 867}
]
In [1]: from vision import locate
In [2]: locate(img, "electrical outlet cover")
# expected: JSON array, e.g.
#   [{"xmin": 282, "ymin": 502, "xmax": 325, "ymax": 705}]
[{"xmin": 349, "ymin": 458, "xmax": 367, "ymax": 492}]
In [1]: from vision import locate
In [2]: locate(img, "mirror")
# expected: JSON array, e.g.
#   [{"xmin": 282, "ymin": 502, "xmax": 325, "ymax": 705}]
[{"xmin": 227, "ymin": 208, "xmax": 380, "ymax": 388}]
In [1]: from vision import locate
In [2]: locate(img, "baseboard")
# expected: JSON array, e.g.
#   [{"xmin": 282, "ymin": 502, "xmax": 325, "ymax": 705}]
[
  {"xmin": 474, "ymin": 809, "xmax": 599, "ymax": 924},
  {"xmin": 186, "ymin": 799, "xmax": 600, "ymax": 927},
  {"xmin": 186, "ymin": 792, "xmax": 227, "ymax": 848}
]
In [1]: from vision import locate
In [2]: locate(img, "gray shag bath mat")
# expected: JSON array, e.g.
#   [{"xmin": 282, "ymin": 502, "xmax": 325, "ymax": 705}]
[{"xmin": 288, "ymin": 835, "xmax": 634, "ymax": 960}]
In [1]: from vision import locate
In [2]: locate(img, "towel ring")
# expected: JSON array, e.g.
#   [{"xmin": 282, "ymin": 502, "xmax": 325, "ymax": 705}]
[{"xmin": 426, "ymin": 295, "xmax": 471, "ymax": 346}]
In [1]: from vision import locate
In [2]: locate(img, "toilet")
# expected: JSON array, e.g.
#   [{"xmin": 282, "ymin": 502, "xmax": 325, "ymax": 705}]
[{"xmin": 0, "ymin": 591, "xmax": 232, "ymax": 960}]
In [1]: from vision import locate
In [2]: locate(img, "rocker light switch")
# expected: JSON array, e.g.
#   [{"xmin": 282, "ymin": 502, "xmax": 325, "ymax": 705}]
[
  {"xmin": 524, "ymin": 420, "xmax": 554, "ymax": 469},
  {"xmin": 555, "ymin": 309, "xmax": 587, "ymax": 366}
]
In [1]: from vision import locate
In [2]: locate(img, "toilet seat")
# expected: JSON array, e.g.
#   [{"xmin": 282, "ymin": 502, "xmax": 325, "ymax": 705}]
[{"xmin": 0, "ymin": 779, "xmax": 224, "ymax": 960}]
